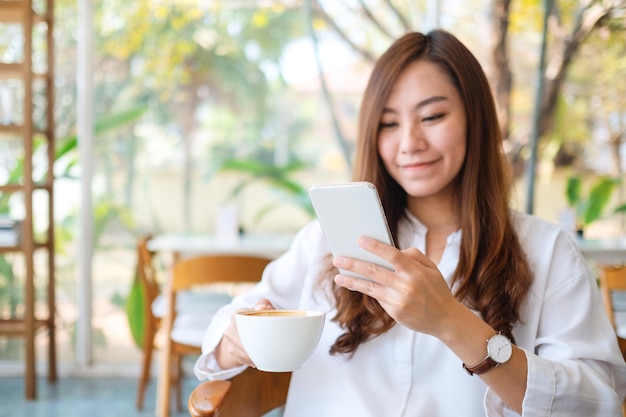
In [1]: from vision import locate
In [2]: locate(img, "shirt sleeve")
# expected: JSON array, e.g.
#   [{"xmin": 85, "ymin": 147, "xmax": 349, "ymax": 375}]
[
  {"xmin": 485, "ymin": 220, "xmax": 626, "ymax": 416},
  {"xmin": 193, "ymin": 300, "xmax": 247, "ymax": 381},
  {"xmin": 485, "ymin": 348, "xmax": 625, "ymax": 417},
  {"xmin": 517, "ymin": 269, "xmax": 626, "ymax": 416}
]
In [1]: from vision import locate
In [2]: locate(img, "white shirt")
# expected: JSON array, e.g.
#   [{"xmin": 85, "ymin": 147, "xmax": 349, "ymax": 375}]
[{"xmin": 194, "ymin": 211, "xmax": 626, "ymax": 417}]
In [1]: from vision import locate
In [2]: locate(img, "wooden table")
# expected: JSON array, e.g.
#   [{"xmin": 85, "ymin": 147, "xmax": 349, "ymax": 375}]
[
  {"xmin": 149, "ymin": 234, "xmax": 626, "ymax": 264},
  {"xmin": 147, "ymin": 233, "xmax": 293, "ymax": 260}
]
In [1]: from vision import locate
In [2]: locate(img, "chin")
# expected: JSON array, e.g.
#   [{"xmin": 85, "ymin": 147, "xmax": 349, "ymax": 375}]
[
  {"xmin": 399, "ymin": 182, "xmax": 437, "ymax": 196},
  {"xmin": 401, "ymin": 181, "xmax": 454, "ymax": 201}
]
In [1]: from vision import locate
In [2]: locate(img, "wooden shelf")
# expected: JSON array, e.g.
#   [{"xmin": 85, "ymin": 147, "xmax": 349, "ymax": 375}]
[
  {"xmin": 0, "ymin": 0, "xmax": 56, "ymax": 401},
  {"xmin": 0, "ymin": 124, "xmax": 23, "ymax": 134},
  {"xmin": 0, "ymin": 318, "xmax": 49, "ymax": 336},
  {"xmin": 0, "ymin": 125, "xmax": 54, "ymax": 136},
  {"xmin": 0, "ymin": 65, "xmax": 51, "ymax": 81},
  {"xmin": 0, "ymin": 183, "xmax": 53, "ymax": 192},
  {"xmin": 0, "ymin": 1, "xmax": 23, "ymax": 23},
  {"xmin": 0, "ymin": 242, "xmax": 52, "ymax": 254},
  {"xmin": 0, "ymin": 63, "xmax": 24, "ymax": 79},
  {"xmin": 0, "ymin": 1, "xmax": 49, "ymax": 24},
  {"xmin": 0, "ymin": 184, "xmax": 24, "ymax": 192}
]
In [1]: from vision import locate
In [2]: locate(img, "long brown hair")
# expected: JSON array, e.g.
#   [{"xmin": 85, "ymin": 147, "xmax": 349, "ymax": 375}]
[{"xmin": 330, "ymin": 30, "xmax": 532, "ymax": 356}]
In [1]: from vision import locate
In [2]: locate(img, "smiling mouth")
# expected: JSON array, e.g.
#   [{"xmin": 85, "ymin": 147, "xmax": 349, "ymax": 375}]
[{"xmin": 400, "ymin": 160, "xmax": 436, "ymax": 169}]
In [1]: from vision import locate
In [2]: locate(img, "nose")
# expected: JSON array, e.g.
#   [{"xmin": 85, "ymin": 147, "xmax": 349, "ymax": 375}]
[{"xmin": 399, "ymin": 123, "xmax": 427, "ymax": 154}]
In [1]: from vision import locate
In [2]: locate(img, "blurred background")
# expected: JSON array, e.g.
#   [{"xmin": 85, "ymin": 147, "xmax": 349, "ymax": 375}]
[{"xmin": 0, "ymin": 0, "xmax": 624, "ymax": 400}]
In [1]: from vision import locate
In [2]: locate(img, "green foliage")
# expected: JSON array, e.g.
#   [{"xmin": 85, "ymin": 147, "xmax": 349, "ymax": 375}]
[
  {"xmin": 565, "ymin": 175, "xmax": 621, "ymax": 226},
  {"xmin": 55, "ymin": 107, "xmax": 147, "ymax": 178},
  {"xmin": 95, "ymin": 1, "xmax": 306, "ymax": 131},
  {"xmin": 565, "ymin": 175, "xmax": 582, "ymax": 208},
  {"xmin": 124, "ymin": 267, "xmax": 146, "ymax": 349},
  {"xmin": 0, "ymin": 256, "xmax": 18, "ymax": 317},
  {"xmin": 92, "ymin": 199, "xmax": 136, "ymax": 245},
  {"xmin": 219, "ymin": 158, "xmax": 315, "ymax": 222}
]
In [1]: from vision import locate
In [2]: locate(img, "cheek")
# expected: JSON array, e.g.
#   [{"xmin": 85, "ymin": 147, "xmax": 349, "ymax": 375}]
[
  {"xmin": 377, "ymin": 135, "xmax": 397, "ymax": 167},
  {"xmin": 446, "ymin": 137, "xmax": 467, "ymax": 174},
  {"xmin": 439, "ymin": 123, "xmax": 467, "ymax": 162}
]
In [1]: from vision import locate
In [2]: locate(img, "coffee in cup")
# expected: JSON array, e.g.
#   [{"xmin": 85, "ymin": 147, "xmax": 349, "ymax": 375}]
[{"xmin": 235, "ymin": 309, "xmax": 325, "ymax": 372}]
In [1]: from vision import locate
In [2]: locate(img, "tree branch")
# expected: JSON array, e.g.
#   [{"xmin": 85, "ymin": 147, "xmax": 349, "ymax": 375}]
[
  {"xmin": 489, "ymin": 0, "xmax": 513, "ymax": 141},
  {"xmin": 540, "ymin": 0, "xmax": 614, "ymax": 136},
  {"xmin": 306, "ymin": 0, "xmax": 353, "ymax": 169},
  {"xmin": 382, "ymin": 0, "xmax": 411, "ymax": 31},
  {"xmin": 356, "ymin": 0, "xmax": 395, "ymax": 39},
  {"xmin": 311, "ymin": 1, "xmax": 377, "ymax": 62}
]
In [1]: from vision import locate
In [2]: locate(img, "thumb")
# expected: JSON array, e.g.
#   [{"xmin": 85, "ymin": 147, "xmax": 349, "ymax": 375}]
[{"xmin": 253, "ymin": 299, "xmax": 275, "ymax": 311}]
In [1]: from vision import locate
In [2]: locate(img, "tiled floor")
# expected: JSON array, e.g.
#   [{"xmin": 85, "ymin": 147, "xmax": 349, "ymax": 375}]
[{"xmin": 0, "ymin": 376, "xmax": 197, "ymax": 417}]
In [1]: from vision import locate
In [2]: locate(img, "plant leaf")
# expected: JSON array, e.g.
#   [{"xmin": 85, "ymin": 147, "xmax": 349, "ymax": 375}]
[
  {"xmin": 583, "ymin": 177, "xmax": 619, "ymax": 225},
  {"xmin": 125, "ymin": 267, "xmax": 146, "ymax": 348},
  {"xmin": 565, "ymin": 175, "xmax": 581, "ymax": 208}
]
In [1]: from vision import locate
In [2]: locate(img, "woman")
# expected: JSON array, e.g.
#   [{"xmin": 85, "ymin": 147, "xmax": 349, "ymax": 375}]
[{"xmin": 194, "ymin": 30, "xmax": 626, "ymax": 416}]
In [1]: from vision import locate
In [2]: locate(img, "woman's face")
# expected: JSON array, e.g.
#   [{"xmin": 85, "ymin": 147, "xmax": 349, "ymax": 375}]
[{"xmin": 377, "ymin": 59, "xmax": 467, "ymax": 203}]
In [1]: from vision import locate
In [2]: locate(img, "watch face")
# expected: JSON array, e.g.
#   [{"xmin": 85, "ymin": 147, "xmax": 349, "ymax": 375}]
[{"xmin": 487, "ymin": 334, "xmax": 512, "ymax": 364}]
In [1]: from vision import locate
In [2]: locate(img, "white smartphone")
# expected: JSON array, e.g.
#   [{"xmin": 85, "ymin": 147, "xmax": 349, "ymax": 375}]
[{"xmin": 308, "ymin": 182, "xmax": 395, "ymax": 280}]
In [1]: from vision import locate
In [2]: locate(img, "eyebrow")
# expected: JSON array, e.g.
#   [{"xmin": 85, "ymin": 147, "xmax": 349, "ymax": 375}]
[{"xmin": 382, "ymin": 95, "xmax": 448, "ymax": 114}]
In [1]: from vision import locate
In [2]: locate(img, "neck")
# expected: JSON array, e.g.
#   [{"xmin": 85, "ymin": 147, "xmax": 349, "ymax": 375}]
[
  {"xmin": 407, "ymin": 193, "xmax": 460, "ymax": 264},
  {"xmin": 406, "ymin": 193, "xmax": 460, "ymax": 235}
]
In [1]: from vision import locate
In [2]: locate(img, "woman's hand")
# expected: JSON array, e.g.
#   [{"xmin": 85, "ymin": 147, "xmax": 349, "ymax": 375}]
[
  {"xmin": 214, "ymin": 299, "xmax": 275, "ymax": 369},
  {"xmin": 333, "ymin": 237, "xmax": 528, "ymax": 413},
  {"xmin": 332, "ymin": 236, "xmax": 464, "ymax": 338}
]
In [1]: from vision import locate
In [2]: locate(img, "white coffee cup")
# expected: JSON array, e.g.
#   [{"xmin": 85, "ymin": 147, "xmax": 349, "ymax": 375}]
[{"xmin": 235, "ymin": 309, "xmax": 325, "ymax": 372}]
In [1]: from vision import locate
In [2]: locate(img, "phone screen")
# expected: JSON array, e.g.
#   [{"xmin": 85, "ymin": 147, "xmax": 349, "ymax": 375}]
[{"xmin": 308, "ymin": 182, "xmax": 394, "ymax": 280}]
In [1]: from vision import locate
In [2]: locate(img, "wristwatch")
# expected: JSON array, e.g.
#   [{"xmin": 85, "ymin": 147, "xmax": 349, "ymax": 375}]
[{"xmin": 463, "ymin": 332, "xmax": 512, "ymax": 376}]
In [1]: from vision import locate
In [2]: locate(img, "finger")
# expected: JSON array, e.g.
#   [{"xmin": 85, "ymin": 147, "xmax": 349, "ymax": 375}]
[
  {"xmin": 254, "ymin": 299, "xmax": 275, "ymax": 310},
  {"xmin": 358, "ymin": 237, "xmax": 430, "ymax": 270},
  {"xmin": 401, "ymin": 246, "xmax": 434, "ymax": 267},
  {"xmin": 221, "ymin": 325, "xmax": 253, "ymax": 367},
  {"xmin": 333, "ymin": 255, "xmax": 393, "ymax": 285},
  {"xmin": 334, "ymin": 272, "xmax": 381, "ymax": 299},
  {"xmin": 358, "ymin": 236, "xmax": 417, "ymax": 273},
  {"xmin": 358, "ymin": 235, "xmax": 397, "ymax": 259}
]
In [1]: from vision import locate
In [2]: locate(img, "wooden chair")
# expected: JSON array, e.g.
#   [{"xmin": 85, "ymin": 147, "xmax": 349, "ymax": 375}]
[
  {"xmin": 135, "ymin": 235, "xmax": 162, "ymax": 410},
  {"xmin": 599, "ymin": 265, "xmax": 626, "ymax": 334},
  {"xmin": 188, "ymin": 368, "xmax": 291, "ymax": 417},
  {"xmin": 157, "ymin": 254, "xmax": 272, "ymax": 417},
  {"xmin": 135, "ymin": 235, "xmax": 237, "ymax": 411},
  {"xmin": 597, "ymin": 264, "xmax": 626, "ymax": 416}
]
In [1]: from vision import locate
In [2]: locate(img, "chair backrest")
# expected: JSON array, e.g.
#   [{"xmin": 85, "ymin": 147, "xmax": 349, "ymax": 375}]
[
  {"xmin": 597, "ymin": 265, "xmax": 626, "ymax": 417},
  {"xmin": 170, "ymin": 254, "xmax": 272, "ymax": 292},
  {"xmin": 165, "ymin": 254, "xmax": 272, "ymax": 342},
  {"xmin": 188, "ymin": 368, "xmax": 291, "ymax": 417},
  {"xmin": 137, "ymin": 234, "xmax": 161, "ymax": 308},
  {"xmin": 598, "ymin": 265, "xmax": 626, "ymax": 329}
]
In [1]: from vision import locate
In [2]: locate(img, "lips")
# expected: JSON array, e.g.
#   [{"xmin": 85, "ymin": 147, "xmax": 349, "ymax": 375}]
[{"xmin": 399, "ymin": 160, "xmax": 436, "ymax": 170}]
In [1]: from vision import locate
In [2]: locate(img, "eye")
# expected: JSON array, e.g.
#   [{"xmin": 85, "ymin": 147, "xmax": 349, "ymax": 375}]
[
  {"xmin": 422, "ymin": 113, "xmax": 444, "ymax": 123},
  {"xmin": 379, "ymin": 121, "xmax": 397, "ymax": 130}
]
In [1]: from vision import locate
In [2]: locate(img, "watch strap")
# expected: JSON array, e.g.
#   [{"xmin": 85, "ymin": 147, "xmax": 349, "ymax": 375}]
[
  {"xmin": 463, "ymin": 332, "xmax": 512, "ymax": 376},
  {"xmin": 462, "ymin": 355, "xmax": 499, "ymax": 376}
]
